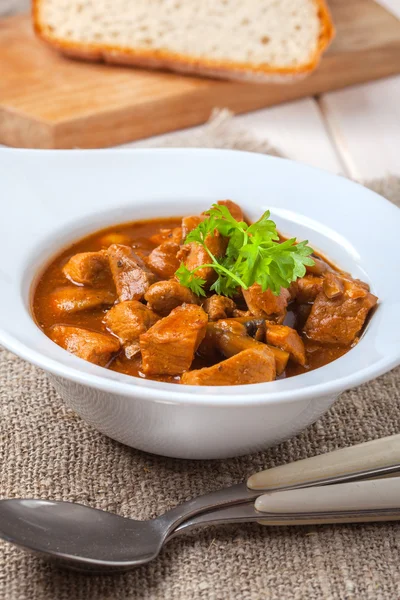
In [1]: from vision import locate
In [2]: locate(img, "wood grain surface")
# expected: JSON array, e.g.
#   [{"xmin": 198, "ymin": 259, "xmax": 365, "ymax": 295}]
[{"xmin": 1, "ymin": 0, "xmax": 400, "ymax": 149}]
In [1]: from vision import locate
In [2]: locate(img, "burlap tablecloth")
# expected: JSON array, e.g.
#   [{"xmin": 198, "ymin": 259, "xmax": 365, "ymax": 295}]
[{"xmin": 1, "ymin": 115, "xmax": 400, "ymax": 600}]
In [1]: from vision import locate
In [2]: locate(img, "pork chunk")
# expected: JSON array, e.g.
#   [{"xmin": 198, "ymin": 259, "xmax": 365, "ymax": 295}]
[
  {"xmin": 304, "ymin": 280, "xmax": 378, "ymax": 345},
  {"xmin": 177, "ymin": 232, "xmax": 227, "ymax": 287},
  {"xmin": 107, "ymin": 244, "xmax": 157, "ymax": 302},
  {"xmin": 63, "ymin": 250, "xmax": 110, "ymax": 287},
  {"xmin": 203, "ymin": 295, "xmax": 236, "ymax": 321},
  {"xmin": 216, "ymin": 199, "xmax": 244, "ymax": 222},
  {"xmin": 340, "ymin": 275, "xmax": 371, "ymax": 295},
  {"xmin": 266, "ymin": 324, "xmax": 306, "ymax": 366},
  {"xmin": 140, "ymin": 304, "xmax": 208, "ymax": 376},
  {"xmin": 296, "ymin": 276, "xmax": 324, "ymax": 303},
  {"xmin": 177, "ymin": 244, "xmax": 210, "ymax": 284},
  {"xmin": 181, "ymin": 215, "xmax": 205, "ymax": 240},
  {"xmin": 50, "ymin": 287, "xmax": 115, "ymax": 314},
  {"xmin": 144, "ymin": 280, "xmax": 200, "ymax": 316},
  {"xmin": 243, "ymin": 284, "xmax": 290, "ymax": 321},
  {"xmin": 323, "ymin": 272, "xmax": 345, "ymax": 299},
  {"xmin": 50, "ymin": 325, "xmax": 120, "ymax": 366},
  {"xmin": 104, "ymin": 301, "xmax": 159, "ymax": 358},
  {"xmin": 147, "ymin": 242, "xmax": 180, "ymax": 279},
  {"xmin": 181, "ymin": 347, "xmax": 276, "ymax": 386}
]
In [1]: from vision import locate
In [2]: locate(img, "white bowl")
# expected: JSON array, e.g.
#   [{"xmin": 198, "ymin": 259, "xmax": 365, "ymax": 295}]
[{"xmin": 0, "ymin": 148, "xmax": 399, "ymax": 459}]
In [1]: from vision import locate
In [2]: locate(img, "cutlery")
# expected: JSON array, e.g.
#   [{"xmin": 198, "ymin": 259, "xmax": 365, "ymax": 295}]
[
  {"xmin": 2, "ymin": 478, "xmax": 400, "ymax": 573},
  {"xmin": 1, "ymin": 434, "xmax": 400, "ymax": 572}
]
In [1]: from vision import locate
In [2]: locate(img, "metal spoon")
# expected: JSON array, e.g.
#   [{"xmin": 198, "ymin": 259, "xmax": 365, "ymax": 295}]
[
  {"xmin": 0, "ymin": 496, "xmax": 262, "ymax": 573},
  {"xmin": 0, "ymin": 483, "xmax": 258, "ymax": 573},
  {"xmin": 2, "ymin": 433, "xmax": 400, "ymax": 572}
]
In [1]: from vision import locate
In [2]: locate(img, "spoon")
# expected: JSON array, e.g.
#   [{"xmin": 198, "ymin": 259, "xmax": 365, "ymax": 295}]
[
  {"xmin": 1, "ymin": 434, "xmax": 400, "ymax": 572},
  {"xmin": 0, "ymin": 484, "xmax": 258, "ymax": 573}
]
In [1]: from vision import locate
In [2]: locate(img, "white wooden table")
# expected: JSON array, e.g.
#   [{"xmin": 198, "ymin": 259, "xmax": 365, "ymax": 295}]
[{"xmin": 3, "ymin": 0, "xmax": 400, "ymax": 180}]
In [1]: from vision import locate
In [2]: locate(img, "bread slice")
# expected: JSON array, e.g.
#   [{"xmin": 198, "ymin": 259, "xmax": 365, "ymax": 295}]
[{"xmin": 33, "ymin": 0, "xmax": 335, "ymax": 83}]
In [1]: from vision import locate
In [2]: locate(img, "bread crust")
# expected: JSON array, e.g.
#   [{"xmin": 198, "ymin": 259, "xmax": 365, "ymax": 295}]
[{"xmin": 33, "ymin": 0, "xmax": 335, "ymax": 83}]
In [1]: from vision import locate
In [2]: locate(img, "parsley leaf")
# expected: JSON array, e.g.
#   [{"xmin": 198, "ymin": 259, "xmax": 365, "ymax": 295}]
[
  {"xmin": 185, "ymin": 214, "xmax": 218, "ymax": 245},
  {"xmin": 247, "ymin": 210, "xmax": 279, "ymax": 242},
  {"xmin": 175, "ymin": 203, "xmax": 315, "ymax": 297},
  {"xmin": 175, "ymin": 263, "xmax": 207, "ymax": 297}
]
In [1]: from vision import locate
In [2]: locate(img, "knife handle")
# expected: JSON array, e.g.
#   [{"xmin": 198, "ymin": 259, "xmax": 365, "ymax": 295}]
[
  {"xmin": 258, "ymin": 514, "xmax": 400, "ymax": 526},
  {"xmin": 247, "ymin": 434, "xmax": 400, "ymax": 491},
  {"xmin": 256, "ymin": 477, "xmax": 400, "ymax": 525}
]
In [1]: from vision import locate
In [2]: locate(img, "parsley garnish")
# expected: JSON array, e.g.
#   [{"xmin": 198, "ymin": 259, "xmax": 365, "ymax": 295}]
[
  {"xmin": 176, "ymin": 204, "xmax": 315, "ymax": 297},
  {"xmin": 175, "ymin": 263, "xmax": 208, "ymax": 297}
]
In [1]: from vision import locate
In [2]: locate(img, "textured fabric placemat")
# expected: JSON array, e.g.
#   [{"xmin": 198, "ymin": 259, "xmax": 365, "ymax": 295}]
[{"xmin": 1, "ymin": 114, "xmax": 400, "ymax": 600}]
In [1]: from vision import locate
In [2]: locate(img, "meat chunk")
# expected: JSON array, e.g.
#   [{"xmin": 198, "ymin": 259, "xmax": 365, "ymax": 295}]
[
  {"xmin": 304, "ymin": 280, "xmax": 378, "ymax": 345},
  {"xmin": 107, "ymin": 244, "xmax": 156, "ymax": 302},
  {"xmin": 339, "ymin": 274, "xmax": 370, "ymax": 294},
  {"xmin": 177, "ymin": 232, "xmax": 227, "ymax": 287},
  {"xmin": 62, "ymin": 250, "xmax": 110, "ymax": 287},
  {"xmin": 266, "ymin": 324, "xmax": 306, "ymax": 366},
  {"xmin": 177, "ymin": 243, "xmax": 210, "ymax": 284},
  {"xmin": 203, "ymin": 295, "xmax": 236, "ymax": 321},
  {"xmin": 144, "ymin": 280, "xmax": 200, "ymax": 316},
  {"xmin": 140, "ymin": 304, "xmax": 208, "ymax": 376},
  {"xmin": 243, "ymin": 284, "xmax": 290, "ymax": 321},
  {"xmin": 50, "ymin": 325, "xmax": 120, "ymax": 366},
  {"xmin": 104, "ymin": 301, "xmax": 159, "ymax": 358},
  {"xmin": 50, "ymin": 287, "xmax": 115, "ymax": 314},
  {"xmin": 146, "ymin": 242, "xmax": 180, "ymax": 279},
  {"xmin": 181, "ymin": 215, "xmax": 205, "ymax": 240},
  {"xmin": 323, "ymin": 272, "xmax": 345, "ymax": 299},
  {"xmin": 296, "ymin": 276, "xmax": 324, "ymax": 303},
  {"xmin": 216, "ymin": 199, "xmax": 244, "ymax": 222},
  {"xmin": 181, "ymin": 347, "xmax": 276, "ymax": 386},
  {"xmin": 181, "ymin": 200, "xmax": 243, "ymax": 245},
  {"xmin": 149, "ymin": 227, "xmax": 182, "ymax": 246}
]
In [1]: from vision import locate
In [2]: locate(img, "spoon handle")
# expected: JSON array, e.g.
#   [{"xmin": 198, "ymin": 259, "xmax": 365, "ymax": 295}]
[
  {"xmin": 158, "ymin": 482, "xmax": 260, "ymax": 535},
  {"xmin": 247, "ymin": 433, "xmax": 400, "ymax": 491}
]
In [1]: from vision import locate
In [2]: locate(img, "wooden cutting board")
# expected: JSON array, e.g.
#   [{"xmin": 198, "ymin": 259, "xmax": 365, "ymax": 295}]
[{"xmin": 1, "ymin": 0, "xmax": 400, "ymax": 149}]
